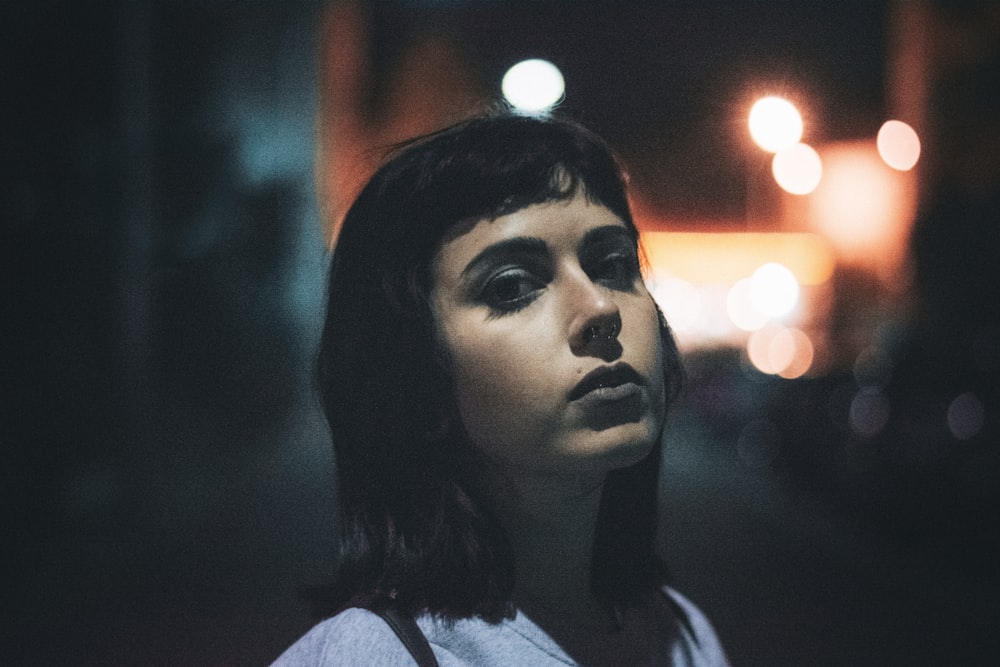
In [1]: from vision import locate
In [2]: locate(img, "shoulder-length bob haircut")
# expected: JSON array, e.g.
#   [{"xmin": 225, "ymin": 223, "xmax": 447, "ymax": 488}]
[{"xmin": 312, "ymin": 113, "xmax": 683, "ymax": 621}]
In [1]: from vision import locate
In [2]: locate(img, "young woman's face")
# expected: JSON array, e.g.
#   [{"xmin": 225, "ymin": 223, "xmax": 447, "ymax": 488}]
[{"xmin": 431, "ymin": 190, "xmax": 666, "ymax": 482}]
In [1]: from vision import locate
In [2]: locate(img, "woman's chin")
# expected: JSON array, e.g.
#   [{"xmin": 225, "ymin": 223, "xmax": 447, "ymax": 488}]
[{"xmin": 573, "ymin": 423, "xmax": 660, "ymax": 472}]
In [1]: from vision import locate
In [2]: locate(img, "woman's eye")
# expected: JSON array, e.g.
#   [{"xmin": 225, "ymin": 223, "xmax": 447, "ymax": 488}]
[
  {"xmin": 480, "ymin": 270, "xmax": 542, "ymax": 313},
  {"xmin": 591, "ymin": 251, "xmax": 640, "ymax": 289}
]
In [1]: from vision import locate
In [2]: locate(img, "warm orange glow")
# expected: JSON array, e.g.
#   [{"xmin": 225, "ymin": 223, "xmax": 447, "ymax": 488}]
[
  {"xmin": 317, "ymin": 3, "xmax": 490, "ymax": 246},
  {"xmin": 805, "ymin": 141, "xmax": 916, "ymax": 279},
  {"xmin": 772, "ymin": 143, "xmax": 822, "ymax": 195},
  {"xmin": 877, "ymin": 120, "xmax": 921, "ymax": 171},
  {"xmin": 640, "ymin": 232, "xmax": 835, "ymax": 285},
  {"xmin": 749, "ymin": 96, "xmax": 803, "ymax": 153},
  {"xmin": 642, "ymin": 233, "xmax": 831, "ymax": 349}
]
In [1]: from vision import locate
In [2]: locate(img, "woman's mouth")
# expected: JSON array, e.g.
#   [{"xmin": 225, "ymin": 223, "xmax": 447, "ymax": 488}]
[
  {"xmin": 569, "ymin": 363, "xmax": 646, "ymax": 429},
  {"xmin": 568, "ymin": 363, "xmax": 643, "ymax": 402}
]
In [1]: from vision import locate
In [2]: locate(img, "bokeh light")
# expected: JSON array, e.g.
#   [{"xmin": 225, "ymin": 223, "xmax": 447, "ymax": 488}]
[
  {"xmin": 726, "ymin": 278, "xmax": 769, "ymax": 331},
  {"xmin": 849, "ymin": 388, "xmax": 890, "ymax": 436},
  {"xmin": 748, "ymin": 96, "xmax": 803, "ymax": 152},
  {"xmin": 807, "ymin": 142, "xmax": 916, "ymax": 278},
  {"xmin": 649, "ymin": 277, "xmax": 704, "ymax": 334},
  {"xmin": 746, "ymin": 324, "xmax": 813, "ymax": 377},
  {"xmin": 698, "ymin": 283, "xmax": 736, "ymax": 340},
  {"xmin": 775, "ymin": 327, "xmax": 814, "ymax": 379},
  {"xmin": 947, "ymin": 392, "xmax": 984, "ymax": 440},
  {"xmin": 640, "ymin": 231, "xmax": 835, "ymax": 286},
  {"xmin": 877, "ymin": 120, "xmax": 921, "ymax": 171},
  {"xmin": 772, "ymin": 143, "xmax": 822, "ymax": 195},
  {"xmin": 639, "ymin": 233, "xmax": 833, "ymax": 348},
  {"xmin": 749, "ymin": 262, "xmax": 799, "ymax": 319},
  {"xmin": 501, "ymin": 59, "xmax": 565, "ymax": 113},
  {"xmin": 747, "ymin": 327, "xmax": 778, "ymax": 374}
]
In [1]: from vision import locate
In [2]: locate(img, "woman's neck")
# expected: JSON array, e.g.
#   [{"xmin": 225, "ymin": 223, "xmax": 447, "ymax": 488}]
[
  {"xmin": 486, "ymin": 467, "xmax": 611, "ymax": 627},
  {"xmin": 481, "ymin": 465, "xmax": 662, "ymax": 665}
]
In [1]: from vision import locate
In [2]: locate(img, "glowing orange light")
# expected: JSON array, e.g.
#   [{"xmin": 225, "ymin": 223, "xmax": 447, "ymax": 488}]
[
  {"xmin": 877, "ymin": 120, "xmax": 921, "ymax": 171},
  {"xmin": 749, "ymin": 96, "xmax": 803, "ymax": 153},
  {"xmin": 772, "ymin": 143, "xmax": 822, "ymax": 195},
  {"xmin": 639, "ymin": 232, "xmax": 835, "ymax": 286},
  {"xmin": 806, "ymin": 142, "xmax": 917, "ymax": 280}
]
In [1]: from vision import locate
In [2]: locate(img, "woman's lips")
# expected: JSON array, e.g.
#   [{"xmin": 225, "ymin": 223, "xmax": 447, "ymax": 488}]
[
  {"xmin": 568, "ymin": 363, "xmax": 643, "ymax": 402},
  {"xmin": 570, "ymin": 363, "xmax": 646, "ymax": 429}
]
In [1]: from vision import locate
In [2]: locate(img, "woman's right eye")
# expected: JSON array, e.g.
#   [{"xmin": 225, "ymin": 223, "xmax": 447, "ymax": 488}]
[{"xmin": 479, "ymin": 269, "xmax": 543, "ymax": 313}]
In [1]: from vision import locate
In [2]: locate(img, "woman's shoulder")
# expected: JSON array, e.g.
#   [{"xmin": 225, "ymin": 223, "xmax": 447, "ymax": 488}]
[
  {"xmin": 662, "ymin": 586, "xmax": 730, "ymax": 667},
  {"xmin": 270, "ymin": 608, "xmax": 420, "ymax": 666},
  {"xmin": 272, "ymin": 593, "xmax": 728, "ymax": 667}
]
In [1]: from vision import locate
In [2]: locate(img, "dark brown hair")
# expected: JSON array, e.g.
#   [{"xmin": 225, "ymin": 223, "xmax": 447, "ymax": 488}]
[{"xmin": 312, "ymin": 113, "xmax": 683, "ymax": 621}]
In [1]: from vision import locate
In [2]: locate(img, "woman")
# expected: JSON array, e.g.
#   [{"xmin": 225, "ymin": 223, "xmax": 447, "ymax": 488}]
[{"xmin": 274, "ymin": 113, "xmax": 728, "ymax": 666}]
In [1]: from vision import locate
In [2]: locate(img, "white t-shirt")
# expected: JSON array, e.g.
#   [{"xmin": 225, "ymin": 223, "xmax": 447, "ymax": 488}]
[{"xmin": 272, "ymin": 587, "xmax": 729, "ymax": 666}]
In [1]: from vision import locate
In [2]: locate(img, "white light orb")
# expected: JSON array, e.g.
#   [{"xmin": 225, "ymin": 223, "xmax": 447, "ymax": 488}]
[
  {"xmin": 749, "ymin": 262, "xmax": 799, "ymax": 319},
  {"xmin": 502, "ymin": 59, "xmax": 565, "ymax": 113},
  {"xmin": 877, "ymin": 120, "xmax": 921, "ymax": 171},
  {"xmin": 772, "ymin": 143, "xmax": 823, "ymax": 195},
  {"xmin": 749, "ymin": 96, "xmax": 803, "ymax": 153},
  {"xmin": 726, "ymin": 278, "xmax": 769, "ymax": 331},
  {"xmin": 649, "ymin": 277, "xmax": 704, "ymax": 334}
]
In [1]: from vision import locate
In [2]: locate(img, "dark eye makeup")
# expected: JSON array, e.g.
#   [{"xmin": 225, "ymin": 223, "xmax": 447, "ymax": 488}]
[
  {"xmin": 478, "ymin": 266, "xmax": 546, "ymax": 313},
  {"xmin": 579, "ymin": 227, "xmax": 641, "ymax": 291},
  {"xmin": 462, "ymin": 224, "xmax": 640, "ymax": 317}
]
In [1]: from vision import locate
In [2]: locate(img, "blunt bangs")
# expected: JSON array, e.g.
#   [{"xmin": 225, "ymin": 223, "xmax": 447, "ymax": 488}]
[{"xmin": 372, "ymin": 115, "xmax": 636, "ymax": 287}]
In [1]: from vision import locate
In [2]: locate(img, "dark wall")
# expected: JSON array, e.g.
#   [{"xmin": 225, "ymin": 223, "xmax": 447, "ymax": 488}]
[{"xmin": 5, "ymin": 2, "xmax": 333, "ymax": 663}]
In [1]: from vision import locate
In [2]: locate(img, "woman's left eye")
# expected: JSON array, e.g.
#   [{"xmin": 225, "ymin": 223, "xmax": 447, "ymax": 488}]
[
  {"xmin": 590, "ymin": 251, "xmax": 639, "ymax": 289},
  {"xmin": 478, "ymin": 268, "xmax": 544, "ymax": 314}
]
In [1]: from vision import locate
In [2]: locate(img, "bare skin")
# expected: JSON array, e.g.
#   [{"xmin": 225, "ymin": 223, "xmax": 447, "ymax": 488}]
[{"xmin": 431, "ymin": 192, "xmax": 668, "ymax": 664}]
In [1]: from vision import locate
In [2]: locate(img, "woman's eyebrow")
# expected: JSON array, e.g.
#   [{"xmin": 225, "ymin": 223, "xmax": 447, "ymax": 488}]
[
  {"xmin": 460, "ymin": 237, "xmax": 548, "ymax": 278},
  {"xmin": 578, "ymin": 224, "xmax": 633, "ymax": 253}
]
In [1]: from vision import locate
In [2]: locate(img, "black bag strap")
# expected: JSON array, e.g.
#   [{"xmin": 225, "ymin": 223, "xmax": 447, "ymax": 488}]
[{"xmin": 373, "ymin": 606, "xmax": 440, "ymax": 667}]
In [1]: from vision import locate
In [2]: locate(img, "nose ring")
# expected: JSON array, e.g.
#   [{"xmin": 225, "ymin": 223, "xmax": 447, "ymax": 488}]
[{"xmin": 585, "ymin": 320, "xmax": 619, "ymax": 342}]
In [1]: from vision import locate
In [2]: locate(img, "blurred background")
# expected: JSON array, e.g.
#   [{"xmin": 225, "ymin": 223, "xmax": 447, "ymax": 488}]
[{"xmin": 5, "ymin": 0, "xmax": 998, "ymax": 664}]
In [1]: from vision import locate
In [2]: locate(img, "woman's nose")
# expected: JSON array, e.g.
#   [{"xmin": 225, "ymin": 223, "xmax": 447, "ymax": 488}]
[{"xmin": 567, "ymin": 273, "xmax": 622, "ymax": 357}]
